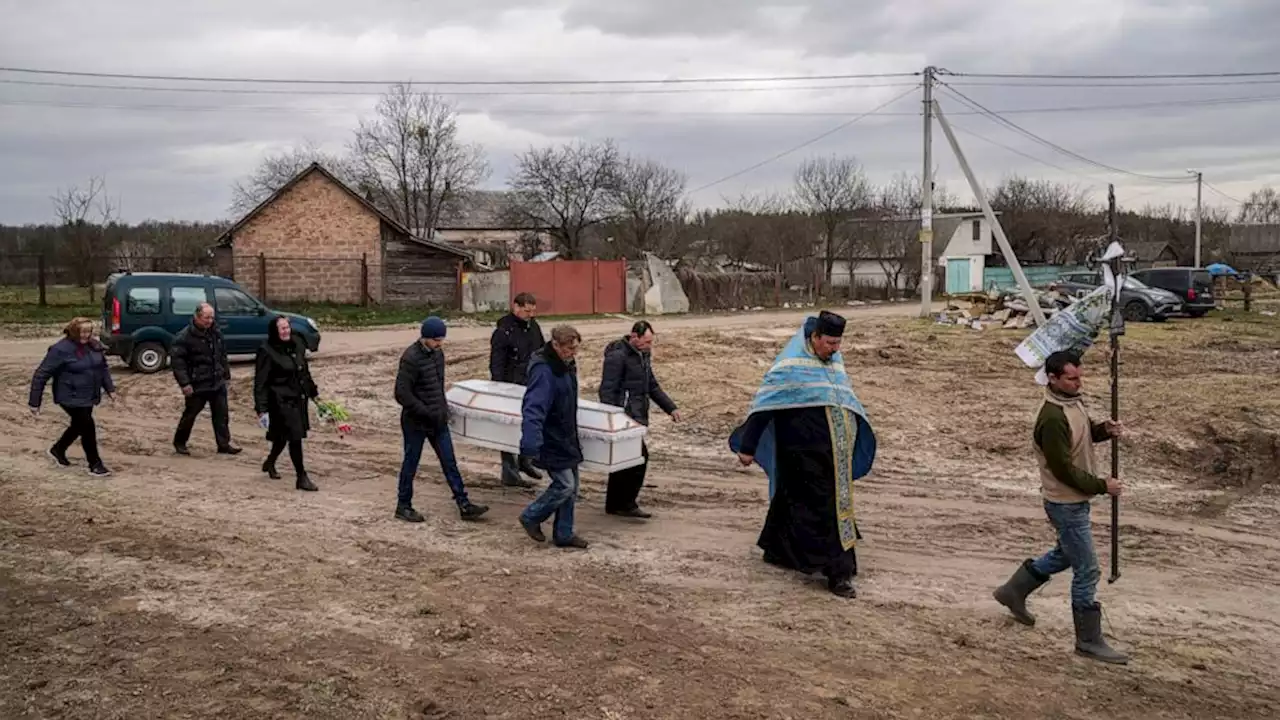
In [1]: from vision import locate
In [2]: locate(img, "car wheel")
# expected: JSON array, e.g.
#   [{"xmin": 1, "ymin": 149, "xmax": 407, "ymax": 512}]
[
  {"xmin": 1122, "ymin": 301, "xmax": 1149, "ymax": 322},
  {"xmin": 130, "ymin": 342, "xmax": 168, "ymax": 374}
]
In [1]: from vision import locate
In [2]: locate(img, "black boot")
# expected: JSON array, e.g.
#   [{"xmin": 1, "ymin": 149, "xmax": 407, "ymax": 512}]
[
  {"xmin": 459, "ymin": 502, "xmax": 489, "ymax": 521},
  {"xmin": 1073, "ymin": 603, "xmax": 1129, "ymax": 664},
  {"xmin": 396, "ymin": 505, "xmax": 425, "ymax": 523},
  {"xmin": 517, "ymin": 456, "xmax": 543, "ymax": 481},
  {"xmin": 993, "ymin": 559, "xmax": 1049, "ymax": 626},
  {"xmin": 295, "ymin": 474, "xmax": 318, "ymax": 492},
  {"xmin": 827, "ymin": 575, "xmax": 857, "ymax": 599},
  {"xmin": 262, "ymin": 459, "xmax": 282, "ymax": 480}
]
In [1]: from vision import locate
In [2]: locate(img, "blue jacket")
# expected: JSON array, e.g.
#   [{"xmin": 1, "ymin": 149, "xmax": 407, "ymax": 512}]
[
  {"xmin": 519, "ymin": 343, "xmax": 583, "ymax": 471},
  {"xmin": 29, "ymin": 338, "xmax": 115, "ymax": 409}
]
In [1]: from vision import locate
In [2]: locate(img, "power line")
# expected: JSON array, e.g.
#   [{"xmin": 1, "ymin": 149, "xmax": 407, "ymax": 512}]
[
  {"xmin": 1203, "ymin": 181, "xmax": 1246, "ymax": 205},
  {"xmin": 0, "ymin": 77, "xmax": 922, "ymax": 97},
  {"xmin": 687, "ymin": 85, "xmax": 919, "ymax": 194},
  {"xmin": 0, "ymin": 65, "xmax": 920, "ymax": 86},
  {"xmin": 949, "ymin": 77, "xmax": 1280, "ymax": 89},
  {"xmin": 944, "ymin": 70, "xmax": 1280, "ymax": 80},
  {"xmin": 937, "ymin": 82, "xmax": 1192, "ymax": 183},
  {"xmin": 946, "ymin": 120, "xmax": 1107, "ymax": 185},
  {"xmin": 9, "ymin": 85, "xmax": 1280, "ymax": 116}
]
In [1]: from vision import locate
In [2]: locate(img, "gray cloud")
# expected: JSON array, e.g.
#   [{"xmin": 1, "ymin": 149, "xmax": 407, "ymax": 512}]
[{"xmin": 2, "ymin": 0, "xmax": 1278, "ymax": 223}]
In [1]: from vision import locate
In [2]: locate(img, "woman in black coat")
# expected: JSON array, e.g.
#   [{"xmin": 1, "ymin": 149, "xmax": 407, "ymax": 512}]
[
  {"xmin": 254, "ymin": 316, "xmax": 319, "ymax": 491},
  {"xmin": 29, "ymin": 317, "xmax": 115, "ymax": 477}
]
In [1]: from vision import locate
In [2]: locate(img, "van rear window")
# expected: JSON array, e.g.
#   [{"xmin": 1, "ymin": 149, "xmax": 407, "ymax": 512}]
[
  {"xmin": 1192, "ymin": 271, "xmax": 1212, "ymax": 286},
  {"xmin": 126, "ymin": 287, "xmax": 161, "ymax": 314}
]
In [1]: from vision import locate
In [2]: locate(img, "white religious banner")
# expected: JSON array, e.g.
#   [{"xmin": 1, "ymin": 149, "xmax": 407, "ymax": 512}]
[
  {"xmin": 1016, "ymin": 241, "xmax": 1125, "ymax": 384},
  {"xmin": 445, "ymin": 380, "xmax": 648, "ymax": 474}
]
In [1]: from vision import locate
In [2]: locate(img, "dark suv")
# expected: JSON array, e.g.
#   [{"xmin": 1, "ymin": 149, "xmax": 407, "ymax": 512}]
[
  {"xmin": 1056, "ymin": 271, "xmax": 1184, "ymax": 322},
  {"xmin": 1129, "ymin": 267, "xmax": 1216, "ymax": 317},
  {"xmin": 101, "ymin": 272, "xmax": 321, "ymax": 373}
]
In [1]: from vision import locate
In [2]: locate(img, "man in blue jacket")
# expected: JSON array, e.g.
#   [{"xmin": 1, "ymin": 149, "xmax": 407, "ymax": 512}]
[{"xmin": 517, "ymin": 325, "xmax": 588, "ymax": 549}]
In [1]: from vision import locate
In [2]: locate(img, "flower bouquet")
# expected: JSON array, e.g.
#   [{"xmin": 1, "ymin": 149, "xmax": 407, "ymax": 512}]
[{"xmin": 314, "ymin": 398, "xmax": 353, "ymax": 438}]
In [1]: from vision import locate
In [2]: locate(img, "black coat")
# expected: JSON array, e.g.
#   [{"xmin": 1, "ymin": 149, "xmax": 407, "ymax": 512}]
[
  {"xmin": 599, "ymin": 338, "xmax": 677, "ymax": 426},
  {"xmin": 171, "ymin": 323, "xmax": 231, "ymax": 393},
  {"xmin": 489, "ymin": 313, "xmax": 544, "ymax": 386},
  {"xmin": 519, "ymin": 344, "xmax": 583, "ymax": 471},
  {"xmin": 253, "ymin": 336, "xmax": 318, "ymax": 442},
  {"xmin": 395, "ymin": 341, "xmax": 449, "ymax": 431},
  {"xmin": 29, "ymin": 338, "xmax": 115, "ymax": 409}
]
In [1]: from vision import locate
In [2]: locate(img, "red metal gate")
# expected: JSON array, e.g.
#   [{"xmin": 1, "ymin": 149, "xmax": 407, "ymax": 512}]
[{"xmin": 509, "ymin": 260, "xmax": 626, "ymax": 315}]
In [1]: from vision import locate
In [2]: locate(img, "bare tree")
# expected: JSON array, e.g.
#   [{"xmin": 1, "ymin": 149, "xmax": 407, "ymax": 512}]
[
  {"xmin": 793, "ymin": 155, "xmax": 871, "ymax": 286},
  {"xmin": 609, "ymin": 156, "xmax": 687, "ymax": 259},
  {"xmin": 1237, "ymin": 186, "xmax": 1280, "ymax": 224},
  {"xmin": 51, "ymin": 176, "xmax": 118, "ymax": 285},
  {"xmin": 351, "ymin": 84, "xmax": 490, "ymax": 234},
  {"xmin": 508, "ymin": 139, "xmax": 620, "ymax": 259},
  {"xmin": 988, "ymin": 175, "xmax": 1097, "ymax": 264},
  {"xmin": 229, "ymin": 140, "xmax": 353, "ymax": 215}
]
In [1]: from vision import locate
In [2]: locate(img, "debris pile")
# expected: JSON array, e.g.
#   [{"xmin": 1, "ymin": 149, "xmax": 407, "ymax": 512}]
[{"xmin": 935, "ymin": 287, "xmax": 1077, "ymax": 331}]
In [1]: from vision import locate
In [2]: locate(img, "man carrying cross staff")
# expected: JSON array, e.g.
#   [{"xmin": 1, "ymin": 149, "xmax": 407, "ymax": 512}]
[{"xmin": 992, "ymin": 349, "xmax": 1129, "ymax": 664}]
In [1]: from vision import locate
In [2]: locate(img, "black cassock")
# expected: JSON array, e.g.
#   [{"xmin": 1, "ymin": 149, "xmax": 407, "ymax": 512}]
[{"xmin": 738, "ymin": 406, "xmax": 859, "ymax": 580}]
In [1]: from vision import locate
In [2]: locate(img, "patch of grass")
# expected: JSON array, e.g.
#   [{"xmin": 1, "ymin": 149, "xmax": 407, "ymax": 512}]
[
  {"xmin": 0, "ymin": 284, "xmax": 105, "ymax": 306},
  {"xmin": 0, "ymin": 303, "xmax": 101, "ymax": 325}
]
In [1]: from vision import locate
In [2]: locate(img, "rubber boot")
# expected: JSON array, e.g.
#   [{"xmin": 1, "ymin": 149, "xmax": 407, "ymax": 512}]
[
  {"xmin": 295, "ymin": 474, "xmax": 318, "ymax": 492},
  {"xmin": 993, "ymin": 559, "xmax": 1049, "ymax": 626},
  {"xmin": 1073, "ymin": 603, "xmax": 1130, "ymax": 665}
]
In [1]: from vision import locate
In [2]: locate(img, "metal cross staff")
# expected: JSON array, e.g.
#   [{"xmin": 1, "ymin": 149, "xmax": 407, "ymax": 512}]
[{"xmin": 1106, "ymin": 184, "xmax": 1123, "ymax": 585}]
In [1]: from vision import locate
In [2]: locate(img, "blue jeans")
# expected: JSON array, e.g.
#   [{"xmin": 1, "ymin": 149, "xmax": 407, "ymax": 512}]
[
  {"xmin": 398, "ymin": 419, "xmax": 469, "ymax": 508},
  {"xmin": 520, "ymin": 465, "xmax": 579, "ymax": 544},
  {"xmin": 1030, "ymin": 500, "xmax": 1100, "ymax": 609}
]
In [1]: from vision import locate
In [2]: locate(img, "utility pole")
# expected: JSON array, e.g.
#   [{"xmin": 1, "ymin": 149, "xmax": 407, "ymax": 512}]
[
  {"xmin": 1193, "ymin": 170, "xmax": 1203, "ymax": 267},
  {"xmin": 919, "ymin": 66, "xmax": 935, "ymax": 317}
]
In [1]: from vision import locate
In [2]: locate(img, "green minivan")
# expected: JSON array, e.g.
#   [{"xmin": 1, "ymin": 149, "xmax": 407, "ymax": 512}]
[{"xmin": 100, "ymin": 272, "xmax": 321, "ymax": 373}]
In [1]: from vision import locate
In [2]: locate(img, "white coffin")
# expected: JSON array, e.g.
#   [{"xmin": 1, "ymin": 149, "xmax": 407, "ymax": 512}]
[{"xmin": 446, "ymin": 379, "xmax": 648, "ymax": 474}]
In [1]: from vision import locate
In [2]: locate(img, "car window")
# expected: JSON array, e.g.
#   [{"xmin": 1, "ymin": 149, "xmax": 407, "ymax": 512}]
[
  {"xmin": 1122, "ymin": 277, "xmax": 1148, "ymax": 290},
  {"xmin": 125, "ymin": 286, "xmax": 161, "ymax": 314},
  {"xmin": 214, "ymin": 287, "xmax": 260, "ymax": 316},
  {"xmin": 170, "ymin": 286, "xmax": 207, "ymax": 316}
]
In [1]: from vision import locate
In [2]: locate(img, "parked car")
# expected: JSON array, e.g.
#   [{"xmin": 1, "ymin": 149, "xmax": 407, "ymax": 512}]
[
  {"xmin": 1055, "ymin": 271, "xmax": 1184, "ymax": 322},
  {"xmin": 100, "ymin": 272, "xmax": 321, "ymax": 373},
  {"xmin": 1129, "ymin": 267, "xmax": 1216, "ymax": 317}
]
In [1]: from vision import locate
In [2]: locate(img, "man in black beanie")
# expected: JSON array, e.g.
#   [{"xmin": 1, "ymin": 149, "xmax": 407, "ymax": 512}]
[{"xmin": 393, "ymin": 316, "xmax": 489, "ymax": 523}]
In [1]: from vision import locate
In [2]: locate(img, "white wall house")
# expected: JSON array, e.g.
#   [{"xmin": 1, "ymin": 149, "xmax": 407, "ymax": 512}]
[{"xmin": 935, "ymin": 212, "xmax": 996, "ymax": 294}]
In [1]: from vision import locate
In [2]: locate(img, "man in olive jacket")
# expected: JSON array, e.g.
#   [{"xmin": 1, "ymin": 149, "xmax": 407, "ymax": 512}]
[
  {"xmin": 172, "ymin": 303, "xmax": 240, "ymax": 456},
  {"xmin": 993, "ymin": 350, "xmax": 1129, "ymax": 664},
  {"xmin": 489, "ymin": 292, "xmax": 545, "ymax": 488},
  {"xmin": 394, "ymin": 316, "xmax": 488, "ymax": 524},
  {"xmin": 599, "ymin": 321, "xmax": 681, "ymax": 519}
]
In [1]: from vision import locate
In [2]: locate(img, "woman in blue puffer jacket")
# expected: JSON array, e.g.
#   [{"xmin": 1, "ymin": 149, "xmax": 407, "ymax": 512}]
[{"xmin": 29, "ymin": 317, "xmax": 116, "ymax": 477}]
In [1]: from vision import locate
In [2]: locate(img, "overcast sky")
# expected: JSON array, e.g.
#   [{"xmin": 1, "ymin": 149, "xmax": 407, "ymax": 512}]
[{"xmin": 2, "ymin": 0, "xmax": 1278, "ymax": 224}]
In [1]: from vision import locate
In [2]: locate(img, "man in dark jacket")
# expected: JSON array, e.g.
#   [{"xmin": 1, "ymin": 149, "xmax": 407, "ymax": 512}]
[
  {"xmin": 172, "ymin": 303, "xmax": 240, "ymax": 455},
  {"xmin": 489, "ymin": 292, "xmax": 545, "ymax": 488},
  {"xmin": 599, "ymin": 321, "xmax": 681, "ymax": 519},
  {"xmin": 517, "ymin": 325, "xmax": 588, "ymax": 549},
  {"xmin": 394, "ymin": 316, "xmax": 489, "ymax": 523}
]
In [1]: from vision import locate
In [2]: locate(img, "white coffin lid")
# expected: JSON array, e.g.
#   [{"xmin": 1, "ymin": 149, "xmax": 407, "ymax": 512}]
[{"xmin": 446, "ymin": 379, "xmax": 646, "ymax": 439}]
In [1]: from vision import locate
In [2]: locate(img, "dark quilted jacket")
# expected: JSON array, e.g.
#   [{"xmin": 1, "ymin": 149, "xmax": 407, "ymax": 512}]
[{"xmin": 395, "ymin": 341, "xmax": 449, "ymax": 431}]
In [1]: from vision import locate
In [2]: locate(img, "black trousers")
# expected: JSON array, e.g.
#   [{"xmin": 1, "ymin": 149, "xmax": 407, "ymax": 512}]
[
  {"xmin": 174, "ymin": 387, "xmax": 231, "ymax": 449},
  {"xmin": 266, "ymin": 438, "xmax": 306, "ymax": 477},
  {"xmin": 54, "ymin": 405, "xmax": 101, "ymax": 466},
  {"xmin": 605, "ymin": 441, "xmax": 649, "ymax": 513}
]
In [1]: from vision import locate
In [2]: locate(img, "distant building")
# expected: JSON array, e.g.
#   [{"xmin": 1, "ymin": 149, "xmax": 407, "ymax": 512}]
[
  {"xmin": 215, "ymin": 163, "xmax": 473, "ymax": 307},
  {"xmin": 427, "ymin": 190, "xmax": 553, "ymax": 267},
  {"xmin": 1124, "ymin": 240, "xmax": 1180, "ymax": 268},
  {"xmin": 1228, "ymin": 224, "xmax": 1280, "ymax": 278}
]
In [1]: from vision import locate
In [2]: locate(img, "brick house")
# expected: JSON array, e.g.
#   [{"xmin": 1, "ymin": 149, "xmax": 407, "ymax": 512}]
[
  {"xmin": 216, "ymin": 163, "xmax": 474, "ymax": 307},
  {"xmin": 428, "ymin": 190, "xmax": 552, "ymax": 268}
]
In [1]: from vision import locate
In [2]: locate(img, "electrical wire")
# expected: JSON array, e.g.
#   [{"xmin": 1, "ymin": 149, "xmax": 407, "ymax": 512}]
[
  {"xmin": 1203, "ymin": 181, "xmax": 1246, "ymax": 205},
  {"xmin": 945, "ymin": 120, "xmax": 1108, "ymax": 185},
  {"xmin": 943, "ymin": 70, "xmax": 1280, "ymax": 80},
  {"xmin": 936, "ymin": 82, "xmax": 1193, "ymax": 183},
  {"xmin": 0, "ymin": 77, "xmax": 922, "ymax": 97},
  {"xmin": 0, "ymin": 65, "xmax": 920, "ymax": 86},
  {"xmin": 948, "ymin": 77, "xmax": 1280, "ymax": 89},
  {"xmin": 687, "ymin": 85, "xmax": 919, "ymax": 194}
]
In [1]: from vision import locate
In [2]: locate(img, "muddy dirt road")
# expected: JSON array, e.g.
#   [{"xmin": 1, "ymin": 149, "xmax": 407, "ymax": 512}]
[{"xmin": 3, "ymin": 309, "xmax": 1279, "ymax": 719}]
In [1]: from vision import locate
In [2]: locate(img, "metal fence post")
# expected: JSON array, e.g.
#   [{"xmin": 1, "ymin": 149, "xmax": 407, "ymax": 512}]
[
  {"xmin": 258, "ymin": 253, "xmax": 267, "ymax": 302},
  {"xmin": 361, "ymin": 253, "xmax": 370, "ymax": 306},
  {"xmin": 37, "ymin": 254, "xmax": 47, "ymax": 307}
]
